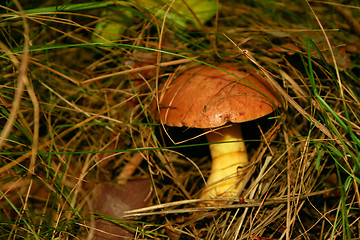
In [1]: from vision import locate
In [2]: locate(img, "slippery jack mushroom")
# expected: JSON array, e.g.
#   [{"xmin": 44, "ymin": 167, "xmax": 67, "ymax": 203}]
[{"xmin": 157, "ymin": 63, "xmax": 281, "ymax": 204}]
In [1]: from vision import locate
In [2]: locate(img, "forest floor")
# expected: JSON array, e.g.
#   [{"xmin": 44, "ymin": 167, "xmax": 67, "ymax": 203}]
[{"xmin": 0, "ymin": 1, "xmax": 359, "ymax": 239}]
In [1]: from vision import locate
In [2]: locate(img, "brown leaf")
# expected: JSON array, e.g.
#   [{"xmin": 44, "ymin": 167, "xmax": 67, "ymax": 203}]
[{"xmin": 91, "ymin": 179, "xmax": 151, "ymax": 239}]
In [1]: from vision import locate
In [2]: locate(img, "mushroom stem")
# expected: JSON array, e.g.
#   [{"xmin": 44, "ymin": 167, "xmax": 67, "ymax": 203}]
[{"xmin": 201, "ymin": 124, "xmax": 248, "ymax": 202}]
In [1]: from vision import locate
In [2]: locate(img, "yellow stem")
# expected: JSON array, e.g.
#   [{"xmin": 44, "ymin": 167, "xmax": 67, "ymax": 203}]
[{"xmin": 201, "ymin": 124, "xmax": 248, "ymax": 204}]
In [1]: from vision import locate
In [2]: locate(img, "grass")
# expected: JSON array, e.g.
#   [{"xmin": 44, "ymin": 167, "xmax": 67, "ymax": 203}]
[{"xmin": 1, "ymin": 0, "xmax": 360, "ymax": 239}]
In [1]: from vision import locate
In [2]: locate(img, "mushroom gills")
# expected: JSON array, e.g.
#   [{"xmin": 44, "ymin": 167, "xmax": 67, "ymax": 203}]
[{"xmin": 201, "ymin": 124, "xmax": 248, "ymax": 202}]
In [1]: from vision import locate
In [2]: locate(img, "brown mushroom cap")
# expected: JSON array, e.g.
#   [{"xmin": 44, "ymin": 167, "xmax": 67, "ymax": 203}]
[{"xmin": 158, "ymin": 63, "xmax": 282, "ymax": 128}]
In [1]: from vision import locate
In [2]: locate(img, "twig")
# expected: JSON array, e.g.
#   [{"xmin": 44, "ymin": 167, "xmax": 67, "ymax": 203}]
[
  {"xmin": 116, "ymin": 152, "xmax": 144, "ymax": 185},
  {"xmin": 81, "ymin": 58, "xmax": 195, "ymax": 84},
  {"xmin": 123, "ymin": 188, "xmax": 338, "ymax": 218}
]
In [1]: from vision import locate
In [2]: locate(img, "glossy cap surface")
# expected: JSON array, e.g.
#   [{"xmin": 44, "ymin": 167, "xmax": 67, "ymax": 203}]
[{"xmin": 158, "ymin": 63, "xmax": 281, "ymax": 128}]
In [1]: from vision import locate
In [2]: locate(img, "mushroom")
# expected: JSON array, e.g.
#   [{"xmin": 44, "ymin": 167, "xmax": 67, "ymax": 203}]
[{"xmin": 157, "ymin": 63, "xmax": 281, "ymax": 204}]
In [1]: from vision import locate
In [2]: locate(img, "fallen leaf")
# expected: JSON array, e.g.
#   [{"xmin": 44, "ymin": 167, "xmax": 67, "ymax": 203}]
[{"xmin": 91, "ymin": 179, "xmax": 151, "ymax": 239}]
